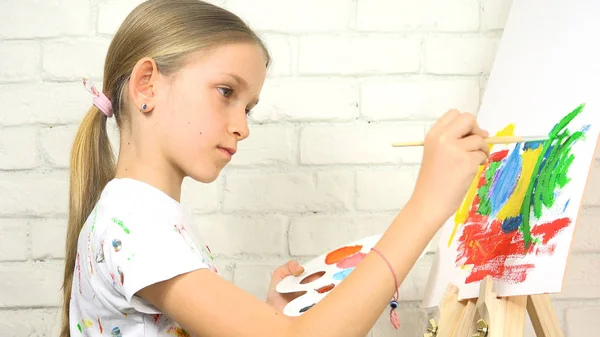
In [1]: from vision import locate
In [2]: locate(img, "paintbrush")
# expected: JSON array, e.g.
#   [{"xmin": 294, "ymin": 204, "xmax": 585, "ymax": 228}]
[{"xmin": 391, "ymin": 136, "xmax": 549, "ymax": 147}]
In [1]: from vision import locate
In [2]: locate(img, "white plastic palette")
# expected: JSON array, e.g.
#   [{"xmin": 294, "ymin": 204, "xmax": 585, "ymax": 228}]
[{"xmin": 276, "ymin": 234, "xmax": 383, "ymax": 316}]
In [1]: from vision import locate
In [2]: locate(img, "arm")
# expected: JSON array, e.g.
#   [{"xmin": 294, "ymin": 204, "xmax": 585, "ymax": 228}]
[{"xmin": 137, "ymin": 110, "xmax": 490, "ymax": 337}]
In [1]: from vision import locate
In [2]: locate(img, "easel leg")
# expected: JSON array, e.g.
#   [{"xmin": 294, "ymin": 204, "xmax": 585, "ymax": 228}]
[
  {"xmin": 527, "ymin": 294, "xmax": 564, "ymax": 337},
  {"xmin": 434, "ymin": 285, "xmax": 477, "ymax": 337},
  {"xmin": 429, "ymin": 277, "xmax": 564, "ymax": 337},
  {"xmin": 475, "ymin": 276, "xmax": 527, "ymax": 337}
]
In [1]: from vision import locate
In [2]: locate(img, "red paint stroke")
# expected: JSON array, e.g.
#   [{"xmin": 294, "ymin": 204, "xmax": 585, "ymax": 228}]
[
  {"xmin": 97, "ymin": 316, "xmax": 103, "ymax": 334},
  {"xmin": 325, "ymin": 245, "xmax": 362, "ymax": 265},
  {"xmin": 530, "ymin": 218, "xmax": 571, "ymax": 244},
  {"xmin": 489, "ymin": 149, "xmax": 509, "ymax": 162},
  {"xmin": 456, "ymin": 217, "xmax": 571, "ymax": 284},
  {"xmin": 153, "ymin": 314, "xmax": 162, "ymax": 324},
  {"xmin": 316, "ymin": 283, "xmax": 335, "ymax": 293},
  {"xmin": 336, "ymin": 252, "xmax": 366, "ymax": 269}
]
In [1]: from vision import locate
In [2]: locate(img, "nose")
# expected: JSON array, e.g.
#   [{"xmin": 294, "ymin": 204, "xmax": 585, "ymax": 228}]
[{"xmin": 228, "ymin": 108, "xmax": 250, "ymax": 141}]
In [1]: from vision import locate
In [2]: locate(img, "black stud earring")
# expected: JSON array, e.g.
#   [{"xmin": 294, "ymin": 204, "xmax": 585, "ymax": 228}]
[{"xmin": 140, "ymin": 103, "xmax": 147, "ymax": 112}]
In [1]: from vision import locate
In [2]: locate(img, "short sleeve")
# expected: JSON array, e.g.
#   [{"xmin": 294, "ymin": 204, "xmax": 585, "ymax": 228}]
[{"xmin": 99, "ymin": 215, "xmax": 210, "ymax": 314}]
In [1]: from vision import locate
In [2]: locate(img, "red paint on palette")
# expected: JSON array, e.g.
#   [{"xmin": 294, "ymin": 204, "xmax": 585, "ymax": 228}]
[
  {"xmin": 315, "ymin": 284, "xmax": 335, "ymax": 293},
  {"xmin": 336, "ymin": 252, "xmax": 367, "ymax": 269},
  {"xmin": 325, "ymin": 245, "xmax": 362, "ymax": 265}
]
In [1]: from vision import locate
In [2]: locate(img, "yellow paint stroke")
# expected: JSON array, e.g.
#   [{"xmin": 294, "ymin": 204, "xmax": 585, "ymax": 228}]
[
  {"xmin": 447, "ymin": 124, "xmax": 516, "ymax": 247},
  {"xmin": 496, "ymin": 146, "xmax": 543, "ymax": 220}
]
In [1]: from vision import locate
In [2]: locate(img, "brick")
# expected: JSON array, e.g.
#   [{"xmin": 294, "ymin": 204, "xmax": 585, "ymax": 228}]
[
  {"xmin": 0, "ymin": 219, "xmax": 29, "ymax": 262},
  {"xmin": 233, "ymin": 262, "xmax": 283, "ymax": 301},
  {"xmin": 251, "ymin": 78, "xmax": 358, "ymax": 122},
  {"xmin": 572, "ymin": 207, "xmax": 600, "ymax": 252},
  {"xmin": 566, "ymin": 306, "xmax": 600, "ymax": 336},
  {"xmin": 42, "ymin": 38, "xmax": 110, "ymax": 81},
  {"xmin": 300, "ymin": 122, "xmax": 425, "ymax": 165},
  {"xmin": 583, "ymin": 162, "xmax": 600, "ymax": 206},
  {"xmin": 0, "ymin": 83, "xmax": 90, "ymax": 126},
  {"xmin": 0, "ymin": 171, "xmax": 69, "ymax": 217},
  {"xmin": 0, "ymin": 127, "xmax": 38, "ymax": 170},
  {"xmin": 0, "ymin": 261, "xmax": 63, "ymax": 307},
  {"xmin": 225, "ymin": 0, "xmax": 351, "ymax": 32},
  {"xmin": 0, "ymin": 41, "xmax": 41, "ymax": 82},
  {"xmin": 424, "ymin": 36, "xmax": 500, "ymax": 75},
  {"xmin": 481, "ymin": 0, "xmax": 514, "ymax": 30},
  {"xmin": 356, "ymin": 0, "xmax": 479, "ymax": 32},
  {"xmin": 223, "ymin": 170, "xmax": 354, "ymax": 212},
  {"xmin": 97, "ymin": 0, "xmax": 146, "ymax": 35},
  {"xmin": 361, "ymin": 77, "xmax": 480, "ymax": 121},
  {"xmin": 556, "ymin": 254, "xmax": 600, "ymax": 299},
  {"xmin": 229, "ymin": 125, "xmax": 297, "ymax": 166},
  {"xmin": 356, "ymin": 168, "xmax": 419, "ymax": 211},
  {"xmin": 0, "ymin": 0, "xmax": 91, "ymax": 39},
  {"xmin": 260, "ymin": 34, "xmax": 292, "ymax": 77},
  {"xmin": 288, "ymin": 213, "xmax": 395, "ymax": 256},
  {"xmin": 31, "ymin": 218, "xmax": 67, "ymax": 260},
  {"xmin": 298, "ymin": 35, "xmax": 421, "ymax": 75},
  {"xmin": 193, "ymin": 214, "xmax": 288, "ymax": 256},
  {"xmin": 213, "ymin": 259, "xmax": 234, "ymax": 283},
  {"xmin": 40, "ymin": 125, "xmax": 77, "ymax": 169},
  {"xmin": 0, "ymin": 308, "xmax": 61, "ymax": 337},
  {"xmin": 180, "ymin": 176, "xmax": 221, "ymax": 213}
]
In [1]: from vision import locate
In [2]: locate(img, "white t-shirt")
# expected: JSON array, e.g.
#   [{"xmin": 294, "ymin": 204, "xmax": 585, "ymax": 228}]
[{"xmin": 69, "ymin": 178, "xmax": 219, "ymax": 336}]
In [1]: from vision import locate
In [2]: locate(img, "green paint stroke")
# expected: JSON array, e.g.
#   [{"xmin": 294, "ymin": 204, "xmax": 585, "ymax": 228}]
[
  {"xmin": 477, "ymin": 161, "xmax": 502, "ymax": 216},
  {"xmin": 112, "ymin": 218, "xmax": 130, "ymax": 234},
  {"xmin": 77, "ymin": 324, "xmax": 82, "ymax": 333},
  {"xmin": 521, "ymin": 103, "xmax": 587, "ymax": 247}
]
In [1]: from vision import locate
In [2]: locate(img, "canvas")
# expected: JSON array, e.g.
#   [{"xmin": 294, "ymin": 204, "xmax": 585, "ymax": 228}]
[{"xmin": 422, "ymin": 0, "xmax": 600, "ymax": 308}]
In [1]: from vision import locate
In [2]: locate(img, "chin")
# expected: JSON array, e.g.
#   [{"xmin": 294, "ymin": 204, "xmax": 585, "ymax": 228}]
[{"xmin": 187, "ymin": 168, "xmax": 223, "ymax": 184}]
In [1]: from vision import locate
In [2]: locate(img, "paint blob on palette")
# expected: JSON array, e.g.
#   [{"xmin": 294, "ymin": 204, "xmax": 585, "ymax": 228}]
[
  {"xmin": 276, "ymin": 234, "xmax": 381, "ymax": 316},
  {"xmin": 277, "ymin": 234, "xmax": 427, "ymax": 316}
]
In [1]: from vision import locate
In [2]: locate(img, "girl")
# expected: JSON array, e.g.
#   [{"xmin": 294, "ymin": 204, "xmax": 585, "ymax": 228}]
[{"xmin": 61, "ymin": 0, "xmax": 490, "ymax": 336}]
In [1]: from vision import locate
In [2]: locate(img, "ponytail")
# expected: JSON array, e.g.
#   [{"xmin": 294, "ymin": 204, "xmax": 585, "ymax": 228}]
[{"xmin": 60, "ymin": 106, "xmax": 115, "ymax": 337}]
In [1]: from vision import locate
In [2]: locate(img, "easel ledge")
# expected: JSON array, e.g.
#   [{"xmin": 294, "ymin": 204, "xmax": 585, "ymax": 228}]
[{"xmin": 424, "ymin": 276, "xmax": 564, "ymax": 337}]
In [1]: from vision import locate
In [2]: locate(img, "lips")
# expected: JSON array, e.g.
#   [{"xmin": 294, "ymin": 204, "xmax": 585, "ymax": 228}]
[{"xmin": 218, "ymin": 146, "xmax": 236, "ymax": 156}]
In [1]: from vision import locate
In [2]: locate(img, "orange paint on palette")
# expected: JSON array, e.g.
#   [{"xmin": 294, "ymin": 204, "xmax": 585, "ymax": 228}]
[{"xmin": 325, "ymin": 245, "xmax": 363, "ymax": 265}]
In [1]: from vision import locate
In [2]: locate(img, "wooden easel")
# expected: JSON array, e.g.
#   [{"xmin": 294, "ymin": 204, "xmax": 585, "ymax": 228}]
[{"xmin": 423, "ymin": 276, "xmax": 564, "ymax": 337}]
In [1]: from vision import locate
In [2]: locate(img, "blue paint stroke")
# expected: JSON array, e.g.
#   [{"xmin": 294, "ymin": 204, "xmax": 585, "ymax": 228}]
[
  {"xmin": 489, "ymin": 143, "xmax": 522, "ymax": 217},
  {"xmin": 523, "ymin": 141, "xmax": 542, "ymax": 150},
  {"xmin": 333, "ymin": 268, "xmax": 354, "ymax": 281},
  {"xmin": 563, "ymin": 199, "xmax": 570, "ymax": 212},
  {"xmin": 502, "ymin": 215, "xmax": 522, "ymax": 234}
]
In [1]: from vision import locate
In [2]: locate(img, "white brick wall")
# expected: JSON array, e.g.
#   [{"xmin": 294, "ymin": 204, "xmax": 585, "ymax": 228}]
[{"xmin": 0, "ymin": 1, "xmax": 598, "ymax": 336}]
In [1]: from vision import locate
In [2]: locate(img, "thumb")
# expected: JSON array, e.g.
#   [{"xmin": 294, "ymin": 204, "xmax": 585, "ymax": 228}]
[{"xmin": 287, "ymin": 260, "xmax": 305, "ymax": 277}]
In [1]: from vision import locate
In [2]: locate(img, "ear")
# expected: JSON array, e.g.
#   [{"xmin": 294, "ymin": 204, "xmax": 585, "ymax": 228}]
[{"xmin": 129, "ymin": 57, "xmax": 159, "ymax": 113}]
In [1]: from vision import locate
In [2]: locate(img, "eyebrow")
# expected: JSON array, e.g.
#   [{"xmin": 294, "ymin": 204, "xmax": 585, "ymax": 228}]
[{"xmin": 222, "ymin": 72, "xmax": 260, "ymax": 107}]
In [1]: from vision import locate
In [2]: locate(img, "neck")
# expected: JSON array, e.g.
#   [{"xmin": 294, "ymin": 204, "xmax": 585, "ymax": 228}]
[{"xmin": 114, "ymin": 135, "xmax": 184, "ymax": 202}]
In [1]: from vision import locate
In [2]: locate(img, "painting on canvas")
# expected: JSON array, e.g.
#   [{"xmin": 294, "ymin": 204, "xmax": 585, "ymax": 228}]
[{"xmin": 422, "ymin": 0, "xmax": 600, "ymax": 307}]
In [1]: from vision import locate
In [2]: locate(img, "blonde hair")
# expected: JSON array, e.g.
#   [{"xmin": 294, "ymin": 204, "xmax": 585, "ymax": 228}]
[{"xmin": 61, "ymin": 1, "xmax": 270, "ymax": 336}]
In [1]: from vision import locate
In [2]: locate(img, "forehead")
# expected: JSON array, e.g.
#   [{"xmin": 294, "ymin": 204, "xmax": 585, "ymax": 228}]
[{"xmin": 184, "ymin": 42, "xmax": 267, "ymax": 89}]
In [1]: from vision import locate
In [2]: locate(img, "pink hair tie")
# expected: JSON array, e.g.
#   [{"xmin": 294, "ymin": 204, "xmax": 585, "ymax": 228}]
[{"xmin": 82, "ymin": 77, "xmax": 113, "ymax": 118}]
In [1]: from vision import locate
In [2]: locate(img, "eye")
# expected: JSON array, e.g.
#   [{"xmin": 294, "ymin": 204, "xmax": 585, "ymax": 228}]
[{"xmin": 217, "ymin": 87, "xmax": 233, "ymax": 97}]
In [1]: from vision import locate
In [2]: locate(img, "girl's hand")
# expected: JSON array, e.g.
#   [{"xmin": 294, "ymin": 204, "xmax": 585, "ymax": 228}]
[
  {"xmin": 265, "ymin": 260, "xmax": 306, "ymax": 313},
  {"xmin": 410, "ymin": 109, "xmax": 490, "ymax": 225}
]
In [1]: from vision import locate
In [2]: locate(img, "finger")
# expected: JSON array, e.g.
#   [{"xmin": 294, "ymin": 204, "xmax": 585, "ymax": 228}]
[
  {"xmin": 431, "ymin": 109, "xmax": 461, "ymax": 132},
  {"xmin": 448, "ymin": 112, "xmax": 480, "ymax": 138},
  {"xmin": 459, "ymin": 135, "xmax": 490, "ymax": 156},
  {"xmin": 471, "ymin": 150, "xmax": 489, "ymax": 166}
]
